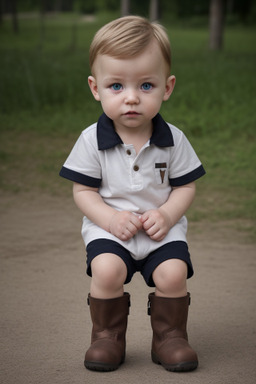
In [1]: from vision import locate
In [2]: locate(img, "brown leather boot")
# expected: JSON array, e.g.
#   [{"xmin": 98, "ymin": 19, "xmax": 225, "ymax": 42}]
[
  {"xmin": 148, "ymin": 292, "xmax": 198, "ymax": 372},
  {"xmin": 84, "ymin": 293, "xmax": 130, "ymax": 371}
]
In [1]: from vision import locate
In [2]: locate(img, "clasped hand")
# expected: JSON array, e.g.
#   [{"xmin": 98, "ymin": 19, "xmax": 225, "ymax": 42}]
[{"xmin": 109, "ymin": 209, "xmax": 172, "ymax": 242}]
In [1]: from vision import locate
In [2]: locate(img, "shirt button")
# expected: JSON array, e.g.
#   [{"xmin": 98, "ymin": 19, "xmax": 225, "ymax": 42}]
[
  {"xmin": 126, "ymin": 150, "xmax": 131, "ymax": 155},
  {"xmin": 133, "ymin": 165, "xmax": 139, "ymax": 172}
]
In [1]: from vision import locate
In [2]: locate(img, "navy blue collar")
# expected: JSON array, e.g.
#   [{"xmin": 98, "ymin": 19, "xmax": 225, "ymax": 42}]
[{"xmin": 97, "ymin": 113, "xmax": 174, "ymax": 150}]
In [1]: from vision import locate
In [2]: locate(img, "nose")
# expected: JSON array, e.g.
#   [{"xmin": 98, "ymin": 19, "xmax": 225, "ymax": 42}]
[{"xmin": 124, "ymin": 89, "xmax": 139, "ymax": 104}]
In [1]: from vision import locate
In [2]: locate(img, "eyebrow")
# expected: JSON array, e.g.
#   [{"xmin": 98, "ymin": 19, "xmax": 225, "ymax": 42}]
[
  {"xmin": 102, "ymin": 76, "xmax": 123, "ymax": 83},
  {"xmin": 103, "ymin": 74, "xmax": 160, "ymax": 82}
]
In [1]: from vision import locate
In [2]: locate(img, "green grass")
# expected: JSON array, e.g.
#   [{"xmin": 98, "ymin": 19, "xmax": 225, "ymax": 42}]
[{"xmin": 0, "ymin": 13, "xmax": 256, "ymax": 238}]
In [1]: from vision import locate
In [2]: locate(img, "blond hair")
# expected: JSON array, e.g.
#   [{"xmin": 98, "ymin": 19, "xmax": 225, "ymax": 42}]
[{"xmin": 89, "ymin": 15, "xmax": 171, "ymax": 75}]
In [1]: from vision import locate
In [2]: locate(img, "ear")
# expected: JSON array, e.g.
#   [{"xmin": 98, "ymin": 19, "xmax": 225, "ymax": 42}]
[
  {"xmin": 88, "ymin": 76, "xmax": 101, "ymax": 101},
  {"xmin": 163, "ymin": 75, "xmax": 176, "ymax": 101}
]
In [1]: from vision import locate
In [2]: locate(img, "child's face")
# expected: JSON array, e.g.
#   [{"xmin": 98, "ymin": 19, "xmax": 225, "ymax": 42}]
[{"xmin": 88, "ymin": 40, "xmax": 175, "ymax": 133}]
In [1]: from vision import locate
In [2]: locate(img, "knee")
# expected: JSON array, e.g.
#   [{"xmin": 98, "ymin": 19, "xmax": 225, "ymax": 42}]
[
  {"xmin": 153, "ymin": 259, "xmax": 187, "ymax": 296},
  {"xmin": 91, "ymin": 253, "xmax": 127, "ymax": 289}
]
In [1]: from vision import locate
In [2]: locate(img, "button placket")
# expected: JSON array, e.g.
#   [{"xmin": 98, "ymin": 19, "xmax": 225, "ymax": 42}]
[
  {"xmin": 124, "ymin": 145, "xmax": 136, "ymax": 174},
  {"xmin": 131, "ymin": 157, "xmax": 143, "ymax": 189},
  {"xmin": 123, "ymin": 145, "xmax": 143, "ymax": 190}
]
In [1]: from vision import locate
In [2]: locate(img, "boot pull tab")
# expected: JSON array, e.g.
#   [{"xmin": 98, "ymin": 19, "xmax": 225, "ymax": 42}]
[{"xmin": 147, "ymin": 298, "xmax": 151, "ymax": 316}]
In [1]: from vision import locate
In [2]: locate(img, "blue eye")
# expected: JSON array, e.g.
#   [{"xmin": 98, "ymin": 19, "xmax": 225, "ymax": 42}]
[
  {"xmin": 111, "ymin": 83, "xmax": 122, "ymax": 91},
  {"xmin": 141, "ymin": 82, "xmax": 153, "ymax": 91}
]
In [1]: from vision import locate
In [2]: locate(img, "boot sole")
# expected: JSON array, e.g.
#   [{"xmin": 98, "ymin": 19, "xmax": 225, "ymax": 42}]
[
  {"xmin": 152, "ymin": 351, "xmax": 198, "ymax": 372},
  {"xmin": 84, "ymin": 355, "xmax": 125, "ymax": 372}
]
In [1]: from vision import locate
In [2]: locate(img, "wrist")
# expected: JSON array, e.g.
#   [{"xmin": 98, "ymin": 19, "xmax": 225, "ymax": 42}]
[
  {"xmin": 158, "ymin": 207, "xmax": 173, "ymax": 229},
  {"xmin": 108, "ymin": 211, "xmax": 119, "ymax": 234}
]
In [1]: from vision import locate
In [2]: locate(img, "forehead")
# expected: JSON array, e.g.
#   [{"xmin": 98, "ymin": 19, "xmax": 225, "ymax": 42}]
[{"xmin": 92, "ymin": 41, "xmax": 169, "ymax": 77}]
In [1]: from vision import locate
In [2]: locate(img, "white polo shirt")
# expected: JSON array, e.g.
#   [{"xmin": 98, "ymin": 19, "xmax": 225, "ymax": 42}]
[{"xmin": 60, "ymin": 113, "xmax": 205, "ymax": 260}]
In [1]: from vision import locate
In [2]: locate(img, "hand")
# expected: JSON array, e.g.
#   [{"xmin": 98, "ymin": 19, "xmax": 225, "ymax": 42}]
[
  {"xmin": 109, "ymin": 211, "xmax": 143, "ymax": 241},
  {"xmin": 140, "ymin": 208, "xmax": 172, "ymax": 242}
]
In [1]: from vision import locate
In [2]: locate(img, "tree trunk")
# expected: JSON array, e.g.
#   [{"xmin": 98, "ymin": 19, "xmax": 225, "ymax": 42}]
[
  {"xmin": 39, "ymin": 0, "xmax": 46, "ymax": 50},
  {"xmin": 209, "ymin": 0, "xmax": 225, "ymax": 50},
  {"xmin": 69, "ymin": 15, "xmax": 78, "ymax": 52},
  {"xmin": 121, "ymin": 0, "xmax": 130, "ymax": 16},
  {"xmin": 55, "ymin": 0, "xmax": 63, "ymax": 12},
  {"xmin": 10, "ymin": 0, "xmax": 19, "ymax": 33},
  {"xmin": 0, "ymin": 0, "xmax": 3, "ymax": 27},
  {"xmin": 150, "ymin": 0, "xmax": 160, "ymax": 21}
]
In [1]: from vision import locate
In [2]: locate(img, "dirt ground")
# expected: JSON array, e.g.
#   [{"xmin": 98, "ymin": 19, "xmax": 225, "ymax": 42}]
[{"xmin": 0, "ymin": 193, "xmax": 256, "ymax": 384}]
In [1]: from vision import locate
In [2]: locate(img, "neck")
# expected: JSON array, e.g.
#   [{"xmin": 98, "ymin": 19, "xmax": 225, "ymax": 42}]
[{"xmin": 115, "ymin": 122, "xmax": 153, "ymax": 153}]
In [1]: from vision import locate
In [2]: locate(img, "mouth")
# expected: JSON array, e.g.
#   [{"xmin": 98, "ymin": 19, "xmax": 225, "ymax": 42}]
[{"xmin": 124, "ymin": 111, "xmax": 140, "ymax": 116}]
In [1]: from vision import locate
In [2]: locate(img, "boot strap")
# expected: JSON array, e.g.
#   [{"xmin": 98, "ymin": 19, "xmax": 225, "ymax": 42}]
[{"xmin": 147, "ymin": 293, "xmax": 191, "ymax": 316}]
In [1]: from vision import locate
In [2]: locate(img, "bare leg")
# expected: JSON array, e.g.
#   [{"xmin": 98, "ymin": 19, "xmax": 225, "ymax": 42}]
[
  {"xmin": 90, "ymin": 253, "xmax": 127, "ymax": 299},
  {"xmin": 152, "ymin": 259, "xmax": 187, "ymax": 297}
]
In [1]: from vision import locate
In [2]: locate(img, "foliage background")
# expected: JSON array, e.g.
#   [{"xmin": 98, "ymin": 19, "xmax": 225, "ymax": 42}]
[{"xmin": 0, "ymin": 1, "xmax": 255, "ymax": 239}]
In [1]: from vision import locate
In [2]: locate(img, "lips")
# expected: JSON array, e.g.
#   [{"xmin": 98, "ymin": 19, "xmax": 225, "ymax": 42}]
[{"xmin": 125, "ymin": 111, "xmax": 140, "ymax": 115}]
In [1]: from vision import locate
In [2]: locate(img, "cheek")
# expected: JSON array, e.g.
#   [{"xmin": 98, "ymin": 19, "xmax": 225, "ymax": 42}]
[
  {"xmin": 100, "ymin": 98, "xmax": 118, "ymax": 117},
  {"xmin": 145, "ymin": 95, "xmax": 163, "ymax": 110},
  {"xmin": 102, "ymin": 96, "xmax": 113, "ymax": 108}
]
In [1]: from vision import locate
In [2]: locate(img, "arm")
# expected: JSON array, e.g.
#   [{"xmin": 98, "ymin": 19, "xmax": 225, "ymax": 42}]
[
  {"xmin": 73, "ymin": 182, "xmax": 142, "ymax": 241},
  {"xmin": 140, "ymin": 182, "xmax": 196, "ymax": 242}
]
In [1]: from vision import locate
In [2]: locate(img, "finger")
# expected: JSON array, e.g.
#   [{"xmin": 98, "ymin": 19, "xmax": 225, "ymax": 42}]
[
  {"xmin": 139, "ymin": 215, "xmax": 146, "ymax": 224},
  {"xmin": 140, "ymin": 212, "xmax": 150, "ymax": 224},
  {"xmin": 131, "ymin": 215, "xmax": 143, "ymax": 227},
  {"xmin": 142, "ymin": 217, "xmax": 155, "ymax": 231},
  {"xmin": 150, "ymin": 234, "xmax": 164, "ymax": 242},
  {"xmin": 145, "ymin": 223, "xmax": 159, "ymax": 237},
  {"xmin": 150, "ymin": 230, "xmax": 164, "ymax": 241},
  {"xmin": 125, "ymin": 225, "xmax": 136, "ymax": 237},
  {"xmin": 121, "ymin": 225, "xmax": 137, "ymax": 240},
  {"xmin": 119, "ymin": 230, "xmax": 132, "ymax": 241},
  {"xmin": 127, "ymin": 221, "xmax": 141, "ymax": 236}
]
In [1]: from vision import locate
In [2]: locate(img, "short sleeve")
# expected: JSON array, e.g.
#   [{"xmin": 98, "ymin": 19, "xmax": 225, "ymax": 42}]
[
  {"xmin": 59, "ymin": 124, "xmax": 102, "ymax": 187},
  {"xmin": 168, "ymin": 127, "xmax": 205, "ymax": 186}
]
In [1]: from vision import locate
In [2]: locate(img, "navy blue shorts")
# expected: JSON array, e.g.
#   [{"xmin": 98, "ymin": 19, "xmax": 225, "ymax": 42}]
[{"xmin": 86, "ymin": 239, "xmax": 194, "ymax": 287}]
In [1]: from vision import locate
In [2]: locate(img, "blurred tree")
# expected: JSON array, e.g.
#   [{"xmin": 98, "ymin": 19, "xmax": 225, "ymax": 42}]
[
  {"xmin": 69, "ymin": 0, "xmax": 81, "ymax": 51},
  {"xmin": 0, "ymin": 1, "xmax": 3, "ymax": 26},
  {"xmin": 237, "ymin": 0, "xmax": 253, "ymax": 23},
  {"xmin": 54, "ymin": 0, "xmax": 63, "ymax": 12},
  {"xmin": 78, "ymin": 0, "xmax": 97, "ymax": 14},
  {"xmin": 228, "ymin": 0, "xmax": 254, "ymax": 23},
  {"xmin": 121, "ymin": 0, "xmax": 130, "ymax": 16},
  {"xmin": 176, "ymin": 0, "xmax": 209, "ymax": 17},
  {"xmin": 149, "ymin": 0, "xmax": 160, "ymax": 21},
  {"xmin": 10, "ymin": 0, "xmax": 19, "ymax": 33},
  {"xmin": 209, "ymin": 0, "xmax": 225, "ymax": 50},
  {"xmin": 39, "ymin": 0, "xmax": 46, "ymax": 49}
]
